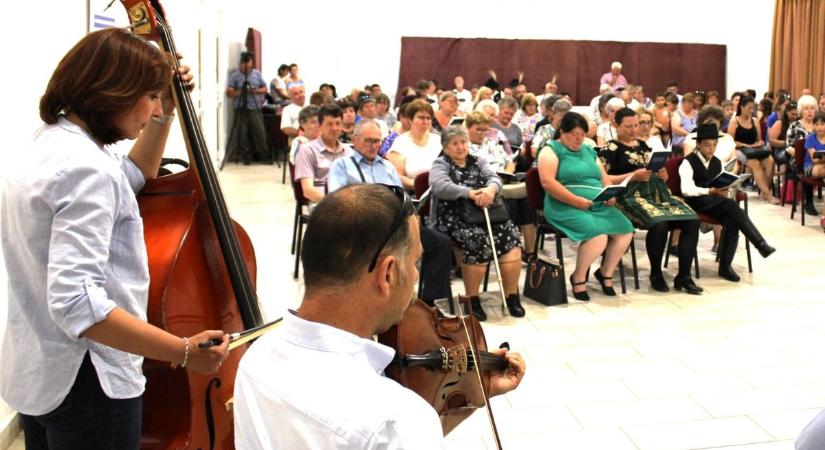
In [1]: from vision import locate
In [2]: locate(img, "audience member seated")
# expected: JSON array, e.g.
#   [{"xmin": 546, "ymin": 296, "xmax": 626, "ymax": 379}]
[
  {"xmin": 388, "ymin": 99, "xmax": 442, "ymax": 190},
  {"xmin": 284, "ymin": 63, "xmax": 304, "ymax": 90},
  {"xmin": 600, "ymin": 61, "xmax": 628, "ymax": 93},
  {"xmin": 533, "ymin": 99, "xmax": 572, "ymax": 159},
  {"xmin": 768, "ymin": 99, "xmax": 797, "ymax": 164},
  {"xmin": 766, "ymin": 94, "xmax": 789, "ymax": 129},
  {"xmin": 289, "ymin": 105, "xmax": 320, "ymax": 165},
  {"xmin": 293, "ymin": 104, "xmax": 351, "ymax": 203},
  {"xmin": 594, "ymin": 93, "xmax": 616, "ymax": 129},
  {"xmin": 269, "ymin": 64, "xmax": 290, "ymax": 108},
  {"xmin": 452, "ymin": 75, "xmax": 474, "ymax": 114},
  {"xmin": 326, "ymin": 120, "xmax": 454, "ymax": 305},
  {"xmin": 280, "ymin": 85, "xmax": 306, "ymax": 144},
  {"xmin": 432, "ymin": 91, "xmax": 462, "ymax": 133},
  {"xmin": 671, "ymin": 92, "xmax": 698, "ymax": 152},
  {"xmin": 337, "ymin": 98, "xmax": 357, "ymax": 144},
  {"xmin": 537, "ymin": 112, "xmax": 634, "ymax": 301},
  {"xmin": 706, "ymin": 90, "xmax": 721, "ymax": 107},
  {"xmin": 652, "ymin": 92, "xmax": 672, "ymax": 140},
  {"xmin": 515, "ymin": 93, "xmax": 542, "ymax": 143},
  {"xmin": 679, "ymin": 123, "xmax": 775, "ymax": 283},
  {"xmin": 429, "ymin": 126, "xmax": 525, "ymax": 320},
  {"xmin": 596, "ymin": 97, "xmax": 625, "ymax": 146},
  {"xmin": 600, "ymin": 108, "xmax": 702, "ymax": 294},
  {"xmin": 786, "ymin": 95, "xmax": 819, "ymax": 216},
  {"xmin": 590, "ymin": 84, "xmax": 613, "ymax": 125},
  {"xmin": 474, "ymin": 86, "xmax": 494, "ymax": 109},
  {"xmin": 803, "ymin": 112, "xmax": 825, "ymax": 230},
  {"xmin": 727, "ymin": 95, "xmax": 779, "ymax": 204},
  {"xmin": 466, "ymin": 111, "xmax": 536, "ymax": 257},
  {"xmin": 355, "ymin": 95, "xmax": 389, "ymax": 138},
  {"xmin": 492, "ymin": 97, "xmax": 524, "ymax": 152},
  {"xmin": 379, "ymin": 95, "xmax": 416, "ymax": 158},
  {"xmin": 635, "ymin": 108, "xmax": 665, "ymax": 151},
  {"xmin": 374, "ymin": 93, "xmax": 396, "ymax": 129}
]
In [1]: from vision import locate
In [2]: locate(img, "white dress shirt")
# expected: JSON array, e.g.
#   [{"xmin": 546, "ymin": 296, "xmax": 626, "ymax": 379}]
[
  {"xmin": 234, "ymin": 311, "xmax": 445, "ymax": 450},
  {"xmin": 679, "ymin": 152, "xmax": 714, "ymax": 197},
  {"xmin": 1, "ymin": 117, "xmax": 148, "ymax": 415}
]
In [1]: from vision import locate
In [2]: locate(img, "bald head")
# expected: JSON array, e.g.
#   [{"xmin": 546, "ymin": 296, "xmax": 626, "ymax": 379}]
[
  {"xmin": 289, "ymin": 85, "xmax": 305, "ymax": 105},
  {"xmin": 353, "ymin": 119, "xmax": 383, "ymax": 160}
]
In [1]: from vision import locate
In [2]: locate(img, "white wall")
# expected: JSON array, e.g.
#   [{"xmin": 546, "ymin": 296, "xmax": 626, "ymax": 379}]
[
  {"xmin": 226, "ymin": 0, "xmax": 775, "ymax": 102},
  {"xmin": 0, "ymin": 0, "xmax": 775, "ymax": 444}
]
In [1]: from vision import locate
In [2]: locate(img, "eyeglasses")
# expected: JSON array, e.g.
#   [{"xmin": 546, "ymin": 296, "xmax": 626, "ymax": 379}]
[
  {"xmin": 638, "ymin": 120, "xmax": 652, "ymax": 125},
  {"xmin": 367, "ymin": 184, "xmax": 416, "ymax": 272},
  {"xmin": 362, "ymin": 138, "xmax": 382, "ymax": 145}
]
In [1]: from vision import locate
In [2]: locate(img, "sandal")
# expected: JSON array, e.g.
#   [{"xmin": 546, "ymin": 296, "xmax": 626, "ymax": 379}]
[{"xmin": 569, "ymin": 274, "xmax": 590, "ymax": 301}]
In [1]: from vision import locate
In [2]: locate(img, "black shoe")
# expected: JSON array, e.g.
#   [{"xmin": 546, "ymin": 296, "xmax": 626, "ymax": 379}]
[
  {"xmin": 569, "ymin": 275, "xmax": 590, "ymax": 301},
  {"xmin": 650, "ymin": 273, "xmax": 670, "ymax": 292},
  {"xmin": 754, "ymin": 241, "xmax": 776, "ymax": 258},
  {"xmin": 593, "ymin": 268, "xmax": 616, "ymax": 296},
  {"xmin": 718, "ymin": 265, "xmax": 741, "ymax": 282},
  {"xmin": 506, "ymin": 294, "xmax": 526, "ymax": 317},
  {"xmin": 805, "ymin": 203, "xmax": 819, "ymax": 216},
  {"xmin": 469, "ymin": 296, "xmax": 487, "ymax": 321},
  {"xmin": 674, "ymin": 275, "xmax": 703, "ymax": 295}
]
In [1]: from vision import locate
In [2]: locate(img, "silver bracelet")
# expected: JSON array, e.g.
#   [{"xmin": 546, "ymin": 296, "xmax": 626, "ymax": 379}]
[
  {"xmin": 181, "ymin": 337, "xmax": 190, "ymax": 368},
  {"xmin": 151, "ymin": 114, "xmax": 176, "ymax": 125}
]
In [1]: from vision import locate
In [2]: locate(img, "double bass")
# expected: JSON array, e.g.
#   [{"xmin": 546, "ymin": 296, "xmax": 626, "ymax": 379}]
[{"xmin": 119, "ymin": 1, "xmax": 263, "ymax": 448}]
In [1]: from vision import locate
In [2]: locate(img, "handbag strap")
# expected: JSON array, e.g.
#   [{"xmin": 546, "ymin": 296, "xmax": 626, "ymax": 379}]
[
  {"xmin": 528, "ymin": 262, "xmax": 546, "ymax": 289},
  {"xmin": 350, "ymin": 156, "xmax": 366, "ymax": 183}
]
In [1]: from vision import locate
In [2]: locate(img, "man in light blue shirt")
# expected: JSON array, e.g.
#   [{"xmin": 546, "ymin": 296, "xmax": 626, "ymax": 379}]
[
  {"xmin": 327, "ymin": 120, "xmax": 453, "ymax": 306},
  {"xmin": 328, "ymin": 120, "xmax": 401, "ymax": 190},
  {"xmin": 225, "ymin": 52, "xmax": 268, "ymax": 164}
]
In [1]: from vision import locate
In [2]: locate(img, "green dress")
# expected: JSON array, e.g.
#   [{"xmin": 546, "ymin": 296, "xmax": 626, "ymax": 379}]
[{"xmin": 543, "ymin": 140, "xmax": 634, "ymax": 242}]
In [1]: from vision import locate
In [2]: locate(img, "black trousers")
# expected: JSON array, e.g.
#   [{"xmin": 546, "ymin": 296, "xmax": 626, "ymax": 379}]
[
  {"xmin": 647, "ymin": 219, "xmax": 699, "ymax": 278},
  {"xmin": 420, "ymin": 226, "xmax": 453, "ymax": 304},
  {"xmin": 19, "ymin": 353, "xmax": 142, "ymax": 450}
]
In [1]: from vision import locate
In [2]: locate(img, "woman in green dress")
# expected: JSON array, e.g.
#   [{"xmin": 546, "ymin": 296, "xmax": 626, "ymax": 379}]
[
  {"xmin": 537, "ymin": 112, "xmax": 634, "ymax": 301},
  {"xmin": 600, "ymin": 107, "xmax": 702, "ymax": 295}
]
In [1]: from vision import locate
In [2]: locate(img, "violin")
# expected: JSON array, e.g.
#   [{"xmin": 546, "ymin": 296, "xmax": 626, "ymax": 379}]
[
  {"xmin": 120, "ymin": 1, "xmax": 264, "ymax": 449},
  {"xmin": 378, "ymin": 298, "xmax": 509, "ymax": 448}
]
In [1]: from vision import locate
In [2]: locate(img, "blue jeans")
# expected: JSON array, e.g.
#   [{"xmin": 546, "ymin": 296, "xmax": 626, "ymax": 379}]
[{"xmin": 19, "ymin": 353, "xmax": 142, "ymax": 450}]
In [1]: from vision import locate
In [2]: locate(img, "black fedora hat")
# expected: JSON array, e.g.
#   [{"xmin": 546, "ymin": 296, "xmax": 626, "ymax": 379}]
[{"xmin": 691, "ymin": 123, "xmax": 724, "ymax": 142}]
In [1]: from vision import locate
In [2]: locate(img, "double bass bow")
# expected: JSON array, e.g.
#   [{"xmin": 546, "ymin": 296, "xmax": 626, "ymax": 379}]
[
  {"xmin": 119, "ymin": 1, "xmax": 268, "ymax": 448},
  {"xmin": 378, "ymin": 297, "xmax": 513, "ymax": 449}
]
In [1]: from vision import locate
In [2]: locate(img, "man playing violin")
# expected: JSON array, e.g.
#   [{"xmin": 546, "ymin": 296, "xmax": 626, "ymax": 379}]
[{"xmin": 233, "ymin": 183, "xmax": 525, "ymax": 449}]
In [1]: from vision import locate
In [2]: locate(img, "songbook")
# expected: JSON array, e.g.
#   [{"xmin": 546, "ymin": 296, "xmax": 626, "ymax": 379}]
[
  {"xmin": 708, "ymin": 171, "xmax": 751, "ymax": 189},
  {"xmin": 724, "ymin": 158, "xmax": 737, "ymax": 172},
  {"xmin": 590, "ymin": 174, "xmax": 632, "ymax": 202},
  {"xmin": 813, "ymin": 148, "xmax": 825, "ymax": 158},
  {"xmin": 496, "ymin": 171, "xmax": 525, "ymax": 184},
  {"xmin": 448, "ymin": 116, "xmax": 465, "ymax": 127},
  {"xmin": 646, "ymin": 149, "xmax": 670, "ymax": 172}
]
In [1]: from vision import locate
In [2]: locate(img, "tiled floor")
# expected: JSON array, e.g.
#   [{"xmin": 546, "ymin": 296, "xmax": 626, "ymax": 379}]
[{"xmin": 7, "ymin": 163, "xmax": 825, "ymax": 449}]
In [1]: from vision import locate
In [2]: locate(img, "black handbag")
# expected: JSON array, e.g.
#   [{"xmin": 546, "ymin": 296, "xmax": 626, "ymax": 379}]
[
  {"xmin": 522, "ymin": 257, "xmax": 567, "ymax": 306},
  {"xmin": 458, "ymin": 195, "xmax": 509, "ymax": 224}
]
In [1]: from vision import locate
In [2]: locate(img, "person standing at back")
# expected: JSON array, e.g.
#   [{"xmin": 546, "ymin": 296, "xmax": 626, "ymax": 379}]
[{"xmin": 226, "ymin": 51, "xmax": 269, "ymax": 164}]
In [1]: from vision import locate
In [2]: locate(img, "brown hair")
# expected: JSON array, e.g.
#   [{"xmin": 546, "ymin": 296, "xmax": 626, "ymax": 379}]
[
  {"xmin": 404, "ymin": 99, "xmax": 434, "ymax": 120},
  {"xmin": 464, "ymin": 111, "xmax": 492, "ymax": 128},
  {"xmin": 40, "ymin": 28, "xmax": 171, "ymax": 145}
]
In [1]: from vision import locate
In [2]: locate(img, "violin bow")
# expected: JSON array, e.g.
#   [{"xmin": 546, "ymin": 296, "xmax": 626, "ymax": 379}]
[
  {"xmin": 482, "ymin": 207, "xmax": 508, "ymax": 315},
  {"xmin": 457, "ymin": 298, "xmax": 504, "ymax": 450},
  {"xmin": 198, "ymin": 318, "xmax": 283, "ymax": 351}
]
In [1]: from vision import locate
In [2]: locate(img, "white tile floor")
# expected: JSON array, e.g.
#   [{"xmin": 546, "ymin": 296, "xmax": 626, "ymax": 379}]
[{"xmin": 7, "ymin": 163, "xmax": 825, "ymax": 449}]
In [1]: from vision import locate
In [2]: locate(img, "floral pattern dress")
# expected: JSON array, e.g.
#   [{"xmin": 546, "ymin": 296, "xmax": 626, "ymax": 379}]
[
  {"xmin": 599, "ymin": 140, "xmax": 697, "ymax": 228},
  {"xmin": 433, "ymin": 155, "xmax": 521, "ymax": 264}
]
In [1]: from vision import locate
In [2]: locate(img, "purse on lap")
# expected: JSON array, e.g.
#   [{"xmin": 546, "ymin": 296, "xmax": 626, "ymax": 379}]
[
  {"xmin": 458, "ymin": 195, "xmax": 509, "ymax": 224},
  {"xmin": 522, "ymin": 257, "xmax": 567, "ymax": 306}
]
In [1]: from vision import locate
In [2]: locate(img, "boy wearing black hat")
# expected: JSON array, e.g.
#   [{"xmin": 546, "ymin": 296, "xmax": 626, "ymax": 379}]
[{"xmin": 678, "ymin": 123, "xmax": 776, "ymax": 282}]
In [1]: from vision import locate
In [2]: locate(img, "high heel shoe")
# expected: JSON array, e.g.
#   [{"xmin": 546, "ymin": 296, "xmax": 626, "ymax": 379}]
[
  {"xmin": 674, "ymin": 275, "xmax": 703, "ymax": 295},
  {"xmin": 649, "ymin": 273, "xmax": 669, "ymax": 292},
  {"xmin": 569, "ymin": 274, "xmax": 589, "ymax": 301},
  {"xmin": 593, "ymin": 268, "xmax": 616, "ymax": 296},
  {"xmin": 718, "ymin": 265, "xmax": 741, "ymax": 282}
]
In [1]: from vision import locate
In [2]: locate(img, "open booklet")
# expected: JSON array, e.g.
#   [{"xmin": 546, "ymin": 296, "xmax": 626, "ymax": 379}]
[
  {"xmin": 708, "ymin": 171, "xmax": 751, "ymax": 189},
  {"xmin": 568, "ymin": 174, "xmax": 633, "ymax": 203},
  {"xmin": 646, "ymin": 141, "xmax": 672, "ymax": 172}
]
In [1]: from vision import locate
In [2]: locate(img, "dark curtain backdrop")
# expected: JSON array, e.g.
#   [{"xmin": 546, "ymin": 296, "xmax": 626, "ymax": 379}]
[{"xmin": 397, "ymin": 37, "xmax": 726, "ymax": 106}]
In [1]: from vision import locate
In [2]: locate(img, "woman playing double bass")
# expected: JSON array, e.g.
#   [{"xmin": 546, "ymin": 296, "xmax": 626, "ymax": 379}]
[{"xmin": 0, "ymin": 28, "xmax": 229, "ymax": 449}]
